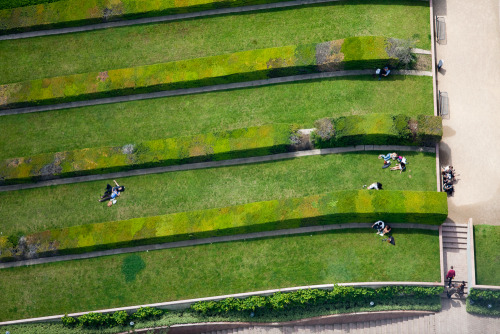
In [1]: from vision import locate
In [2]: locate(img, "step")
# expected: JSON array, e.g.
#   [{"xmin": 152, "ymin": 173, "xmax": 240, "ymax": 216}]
[
  {"xmin": 442, "ymin": 222, "xmax": 468, "ymax": 227},
  {"xmin": 442, "ymin": 225, "xmax": 468, "ymax": 232},
  {"xmin": 442, "ymin": 231, "xmax": 468, "ymax": 238},
  {"xmin": 443, "ymin": 242, "xmax": 467, "ymax": 249},
  {"xmin": 442, "ymin": 237, "xmax": 467, "ymax": 244}
]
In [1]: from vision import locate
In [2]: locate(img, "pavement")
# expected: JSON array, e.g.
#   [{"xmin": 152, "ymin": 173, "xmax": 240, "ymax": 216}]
[{"xmin": 434, "ymin": 0, "xmax": 500, "ymax": 226}]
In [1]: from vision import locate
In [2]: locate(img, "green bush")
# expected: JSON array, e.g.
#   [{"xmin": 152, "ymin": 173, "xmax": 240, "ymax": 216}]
[
  {"xmin": 0, "ymin": 37, "xmax": 394, "ymax": 109},
  {"xmin": 467, "ymin": 288, "xmax": 500, "ymax": 316},
  {"xmin": 192, "ymin": 286, "xmax": 444, "ymax": 315},
  {"xmin": 0, "ymin": 0, "xmax": 296, "ymax": 33},
  {"xmin": 311, "ymin": 114, "xmax": 442, "ymax": 148},
  {"xmin": 0, "ymin": 190, "xmax": 447, "ymax": 262},
  {"xmin": 0, "ymin": 124, "xmax": 294, "ymax": 185},
  {"xmin": 131, "ymin": 307, "xmax": 164, "ymax": 321},
  {"xmin": 61, "ymin": 308, "xmax": 165, "ymax": 329}
]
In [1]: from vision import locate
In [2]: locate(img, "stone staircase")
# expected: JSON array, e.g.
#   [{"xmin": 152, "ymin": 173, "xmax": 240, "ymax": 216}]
[
  {"xmin": 201, "ymin": 314, "xmax": 436, "ymax": 334},
  {"xmin": 442, "ymin": 222, "xmax": 468, "ymax": 250}
]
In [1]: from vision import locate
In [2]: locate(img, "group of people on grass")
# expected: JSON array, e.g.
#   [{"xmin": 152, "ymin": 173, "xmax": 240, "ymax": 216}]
[
  {"xmin": 442, "ymin": 165, "xmax": 457, "ymax": 195},
  {"xmin": 371, "ymin": 220, "xmax": 395, "ymax": 246},
  {"xmin": 378, "ymin": 152, "xmax": 408, "ymax": 173}
]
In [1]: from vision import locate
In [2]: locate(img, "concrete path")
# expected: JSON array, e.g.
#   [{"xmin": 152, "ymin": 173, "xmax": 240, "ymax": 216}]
[
  {"xmin": 434, "ymin": 0, "xmax": 500, "ymax": 225},
  {"xmin": 0, "ymin": 70, "xmax": 431, "ymax": 116},
  {"xmin": 0, "ymin": 222, "xmax": 437, "ymax": 269},
  {"xmin": 0, "ymin": 145, "xmax": 434, "ymax": 192},
  {"xmin": 0, "ymin": 0, "xmax": 342, "ymax": 41}
]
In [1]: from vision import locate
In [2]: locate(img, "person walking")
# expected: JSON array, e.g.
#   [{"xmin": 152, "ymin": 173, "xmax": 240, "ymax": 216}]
[{"xmin": 446, "ymin": 266, "xmax": 456, "ymax": 287}]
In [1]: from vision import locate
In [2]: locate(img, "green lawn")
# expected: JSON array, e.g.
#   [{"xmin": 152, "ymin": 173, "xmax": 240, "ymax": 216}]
[
  {"xmin": 0, "ymin": 0, "xmax": 430, "ymax": 84},
  {"xmin": 0, "ymin": 76, "xmax": 433, "ymax": 160},
  {"xmin": 0, "ymin": 228, "xmax": 440, "ymax": 321},
  {"xmin": 0, "ymin": 151, "xmax": 437, "ymax": 236},
  {"xmin": 474, "ymin": 225, "xmax": 500, "ymax": 286}
]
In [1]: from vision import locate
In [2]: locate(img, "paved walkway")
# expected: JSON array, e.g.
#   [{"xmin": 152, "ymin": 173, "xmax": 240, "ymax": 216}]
[
  {"xmin": 0, "ymin": 222, "xmax": 437, "ymax": 269},
  {"xmin": 0, "ymin": 70, "xmax": 431, "ymax": 116},
  {"xmin": 434, "ymin": 0, "xmax": 500, "ymax": 226},
  {"xmin": 0, "ymin": 0, "xmax": 342, "ymax": 41},
  {"xmin": 0, "ymin": 145, "xmax": 434, "ymax": 192}
]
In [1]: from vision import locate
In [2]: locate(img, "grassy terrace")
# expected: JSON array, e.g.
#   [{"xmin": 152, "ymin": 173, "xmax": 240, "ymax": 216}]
[
  {"xmin": 0, "ymin": 0, "xmax": 430, "ymax": 84},
  {"xmin": 0, "ymin": 228, "xmax": 440, "ymax": 321},
  {"xmin": 474, "ymin": 225, "xmax": 500, "ymax": 286},
  {"xmin": 0, "ymin": 151, "xmax": 437, "ymax": 236},
  {"xmin": 0, "ymin": 76, "xmax": 433, "ymax": 160}
]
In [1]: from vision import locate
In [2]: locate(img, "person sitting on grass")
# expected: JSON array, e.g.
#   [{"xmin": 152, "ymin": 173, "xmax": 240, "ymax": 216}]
[
  {"xmin": 372, "ymin": 220, "xmax": 385, "ymax": 235},
  {"xmin": 382, "ymin": 235, "xmax": 395, "ymax": 245},
  {"xmin": 381, "ymin": 224, "xmax": 392, "ymax": 236},
  {"xmin": 377, "ymin": 66, "xmax": 391, "ymax": 80}
]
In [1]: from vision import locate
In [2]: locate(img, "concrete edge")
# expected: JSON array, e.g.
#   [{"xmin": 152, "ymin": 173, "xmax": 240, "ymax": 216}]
[
  {"xmin": 430, "ymin": 0, "xmax": 439, "ymax": 117},
  {"xmin": 467, "ymin": 218, "xmax": 476, "ymax": 287},
  {"xmin": 436, "ymin": 143, "xmax": 441, "ymax": 192},
  {"xmin": 0, "ymin": 282, "xmax": 443, "ymax": 327},
  {"xmin": 163, "ymin": 311, "xmax": 437, "ymax": 334},
  {"xmin": 472, "ymin": 285, "xmax": 500, "ymax": 290},
  {"xmin": 0, "ymin": 145, "xmax": 435, "ymax": 192},
  {"xmin": 0, "ymin": 223, "xmax": 439, "ymax": 269},
  {"xmin": 439, "ymin": 224, "xmax": 445, "ymax": 285}
]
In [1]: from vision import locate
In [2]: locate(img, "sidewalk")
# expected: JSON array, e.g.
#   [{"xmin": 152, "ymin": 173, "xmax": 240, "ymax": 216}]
[{"xmin": 434, "ymin": 0, "xmax": 500, "ymax": 225}]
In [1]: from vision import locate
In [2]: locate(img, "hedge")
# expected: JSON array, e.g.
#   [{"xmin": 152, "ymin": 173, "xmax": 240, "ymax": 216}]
[
  {"xmin": 191, "ymin": 286, "xmax": 444, "ymax": 315},
  {"xmin": 61, "ymin": 307, "xmax": 164, "ymax": 329},
  {"xmin": 0, "ymin": 190, "xmax": 448, "ymax": 262},
  {"xmin": 466, "ymin": 288, "xmax": 500, "ymax": 316},
  {"xmin": 0, "ymin": 114, "xmax": 442, "ymax": 185},
  {"xmin": 0, "ymin": 37, "xmax": 394, "ymax": 109},
  {"xmin": 0, "ymin": 0, "xmax": 295, "ymax": 34},
  {"xmin": 312, "ymin": 114, "xmax": 442, "ymax": 148},
  {"xmin": 0, "ymin": 0, "xmax": 59, "ymax": 10},
  {"xmin": 0, "ymin": 124, "xmax": 294, "ymax": 185}
]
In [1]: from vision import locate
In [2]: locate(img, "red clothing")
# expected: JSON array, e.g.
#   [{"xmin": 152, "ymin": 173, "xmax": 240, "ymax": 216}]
[{"xmin": 446, "ymin": 269, "xmax": 456, "ymax": 278}]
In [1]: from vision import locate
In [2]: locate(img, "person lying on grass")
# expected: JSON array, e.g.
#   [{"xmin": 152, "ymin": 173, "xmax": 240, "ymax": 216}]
[
  {"xmin": 381, "ymin": 225, "xmax": 392, "ymax": 236},
  {"xmin": 390, "ymin": 162, "xmax": 406, "ymax": 173},
  {"xmin": 364, "ymin": 182, "xmax": 383, "ymax": 190},
  {"xmin": 99, "ymin": 179, "xmax": 125, "ymax": 206},
  {"xmin": 378, "ymin": 152, "xmax": 397, "ymax": 166}
]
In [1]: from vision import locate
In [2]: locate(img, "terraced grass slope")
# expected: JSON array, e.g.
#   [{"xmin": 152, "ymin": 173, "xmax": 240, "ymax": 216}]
[
  {"xmin": 0, "ymin": 228, "xmax": 441, "ymax": 321},
  {"xmin": 0, "ymin": 0, "xmax": 295, "ymax": 33},
  {"xmin": 0, "ymin": 190, "xmax": 446, "ymax": 261},
  {"xmin": 0, "ymin": 114, "xmax": 441, "ymax": 184},
  {"xmin": 0, "ymin": 0, "xmax": 431, "ymax": 84},
  {"xmin": 0, "ymin": 37, "xmax": 394, "ymax": 109},
  {"xmin": 0, "ymin": 152, "xmax": 437, "ymax": 236},
  {"xmin": 0, "ymin": 76, "xmax": 434, "ymax": 160}
]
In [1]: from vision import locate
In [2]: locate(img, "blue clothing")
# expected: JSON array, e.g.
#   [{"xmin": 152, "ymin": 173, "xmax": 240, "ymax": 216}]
[
  {"xmin": 381, "ymin": 153, "xmax": 392, "ymax": 161},
  {"xmin": 111, "ymin": 191, "xmax": 118, "ymax": 199}
]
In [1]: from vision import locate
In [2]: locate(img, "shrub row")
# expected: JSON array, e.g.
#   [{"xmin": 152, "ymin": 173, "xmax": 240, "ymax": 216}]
[
  {"xmin": 312, "ymin": 114, "xmax": 442, "ymax": 148},
  {"xmin": 0, "ymin": 0, "xmax": 294, "ymax": 33},
  {"xmin": 191, "ymin": 286, "xmax": 444, "ymax": 315},
  {"xmin": 61, "ymin": 307, "xmax": 163, "ymax": 329},
  {"xmin": 0, "ymin": 114, "xmax": 442, "ymax": 185},
  {"xmin": 0, "ymin": 36, "xmax": 394, "ymax": 109},
  {"xmin": 466, "ymin": 288, "xmax": 500, "ymax": 316},
  {"xmin": 0, "ymin": 190, "xmax": 448, "ymax": 262},
  {"xmin": 0, "ymin": 124, "xmax": 294, "ymax": 185}
]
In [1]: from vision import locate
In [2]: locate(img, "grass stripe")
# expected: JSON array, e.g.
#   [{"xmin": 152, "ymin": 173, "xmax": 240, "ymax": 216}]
[
  {"xmin": 0, "ymin": 0, "xmax": 430, "ymax": 84},
  {"xmin": 0, "ymin": 76, "xmax": 433, "ymax": 160},
  {"xmin": 0, "ymin": 151, "xmax": 437, "ymax": 236},
  {"xmin": 0, "ymin": 228, "xmax": 441, "ymax": 321}
]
